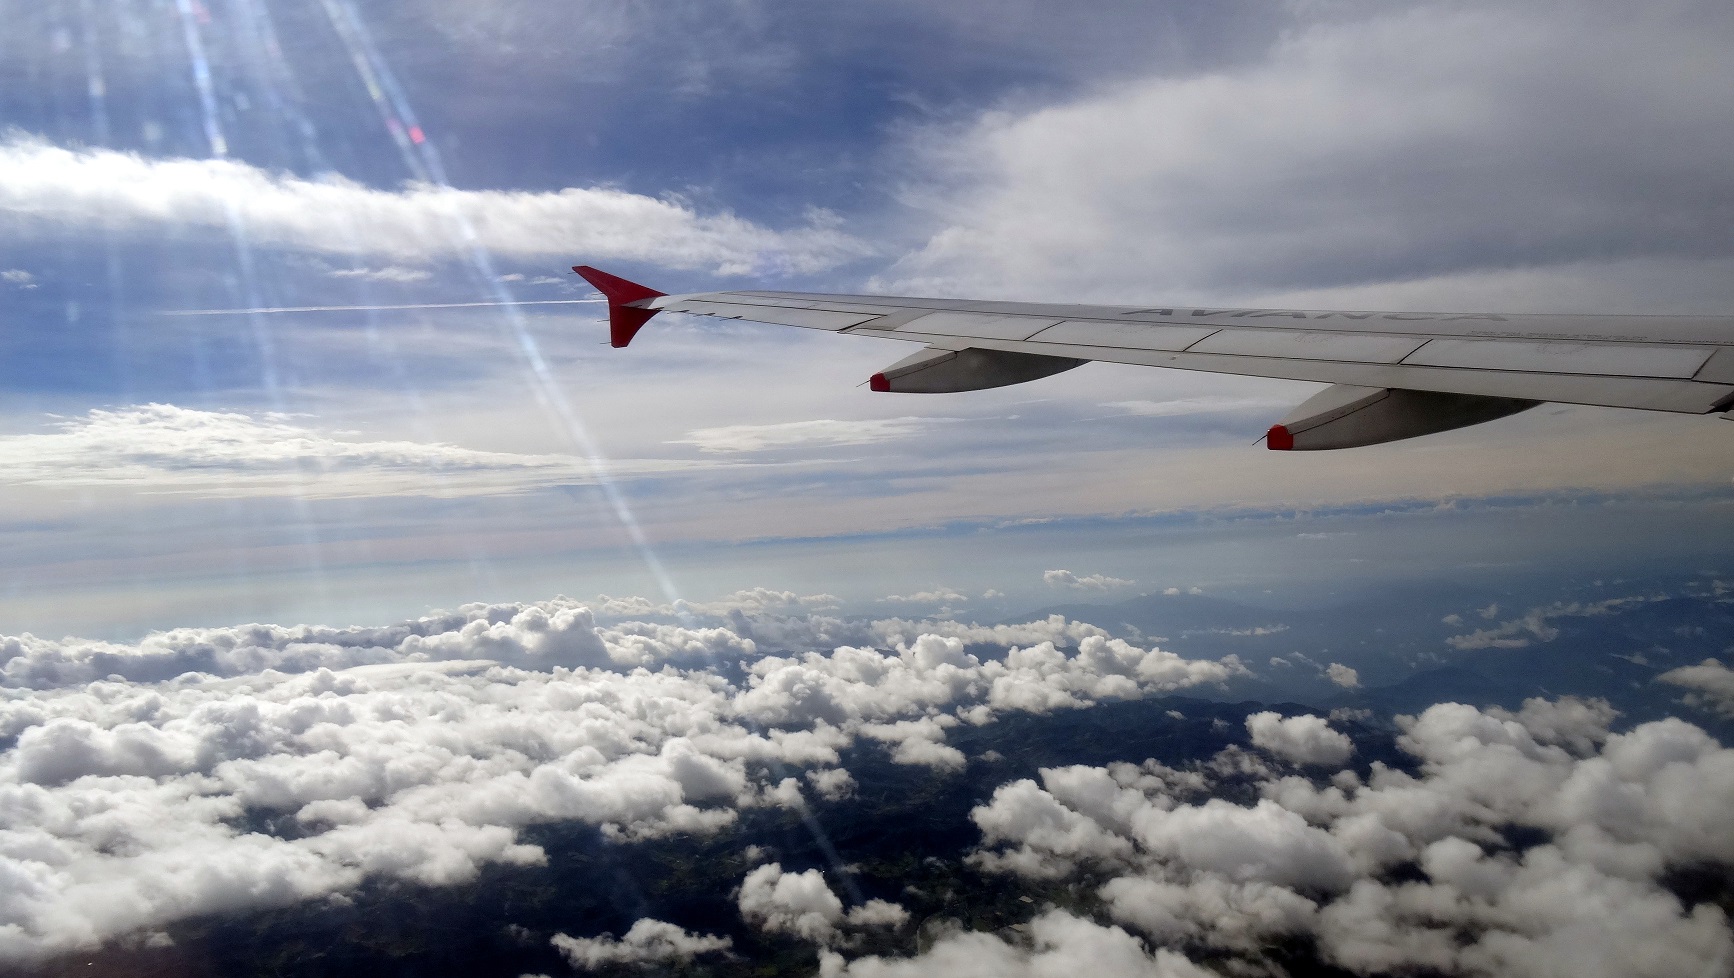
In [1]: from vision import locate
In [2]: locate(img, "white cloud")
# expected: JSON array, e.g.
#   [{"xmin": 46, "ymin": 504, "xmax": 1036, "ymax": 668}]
[
  {"xmin": 0, "ymin": 597, "xmax": 1242, "ymax": 962},
  {"xmin": 0, "ymin": 599, "xmax": 761, "ymax": 689},
  {"xmin": 3, "ymin": 583, "xmax": 1726, "ymax": 977},
  {"xmin": 738, "ymin": 862, "xmax": 906, "ymax": 945},
  {"xmin": 735, "ymin": 632, "xmax": 1241, "ymax": 737},
  {"xmin": 880, "ymin": 0, "xmax": 1734, "ymax": 308},
  {"xmin": 551, "ymin": 919, "xmax": 731, "ymax": 969},
  {"xmin": 878, "ymin": 588, "xmax": 968, "ymax": 606},
  {"xmin": 1246, "ymin": 712, "xmax": 1355, "ymax": 766},
  {"xmin": 845, "ymin": 899, "xmax": 909, "ymax": 930},
  {"xmin": 1325, "ymin": 663, "xmax": 1360, "ymax": 689},
  {"xmin": 966, "ymin": 696, "xmax": 1734, "ymax": 978},
  {"xmin": 327, "ymin": 266, "xmax": 432, "ymax": 283},
  {"xmin": 1, "ymin": 268, "xmax": 35, "ymax": 288},
  {"xmin": 860, "ymin": 717, "xmax": 966, "ymax": 771},
  {"xmin": 0, "ymin": 136, "xmax": 863, "ymax": 274},
  {"xmin": 819, "ymin": 909, "xmax": 1210, "ymax": 978},
  {"xmin": 0, "ymin": 404, "xmax": 706, "ymax": 499},
  {"xmin": 1657, "ymin": 659, "xmax": 1734, "ymax": 717},
  {"xmin": 1044, "ymin": 570, "xmax": 1134, "ymax": 591},
  {"xmin": 672, "ymin": 418, "xmax": 949, "ymax": 453},
  {"xmin": 806, "ymin": 768, "xmax": 857, "ymax": 802},
  {"xmin": 868, "ymin": 615, "xmax": 1114, "ymax": 652},
  {"xmin": 738, "ymin": 867, "xmax": 832, "ymax": 943},
  {"xmin": 590, "ymin": 588, "xmax": 843, "ymax": 621}
]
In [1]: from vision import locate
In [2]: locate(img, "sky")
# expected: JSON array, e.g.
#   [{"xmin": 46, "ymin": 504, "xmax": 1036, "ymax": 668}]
[
  {"xmin": 2, "ymin": 0, "xmax": 1734, "ymax": 974},
  {"xmin": 1, "ymin": 0, "xmax": 1732, "ymax": 636}
]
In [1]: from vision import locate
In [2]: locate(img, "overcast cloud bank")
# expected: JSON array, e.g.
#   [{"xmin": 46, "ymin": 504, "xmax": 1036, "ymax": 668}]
[{"xmin": 883, "ymin": 0, "xmax": 1734, "ymax": 309}]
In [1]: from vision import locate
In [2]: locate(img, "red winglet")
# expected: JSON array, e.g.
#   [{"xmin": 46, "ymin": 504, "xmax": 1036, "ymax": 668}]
[
  {"xmin": 1266, "ymin": 424, "xmax": 1295, "ymax": 451},
  {"xmin": 573, "ymin": 265, "xmax": 666, "ymax": 348}
]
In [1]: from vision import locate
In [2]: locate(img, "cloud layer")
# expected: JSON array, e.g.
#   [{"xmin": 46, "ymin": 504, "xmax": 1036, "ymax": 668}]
[
  {"xmin": 0, "ymin": 404, "xmax": 699, "ymax": 499},
  {"xmin": 0, "ymin": 136, "xmax": 863, "ymax": 274},
  {"xmin": 0, "ymin": 597, "xmax": 1241, "ymax": 962},
  {"xmin": 672, "ymin": 418, "xmax": 952, "ymax": 454},
  {"xmin": 961, "ymin": 698, "xmax": 1734, "ymax": 978},
  {"xmin": 884, "ymin": 0, "xmax": 1734, "ymax": 306}
]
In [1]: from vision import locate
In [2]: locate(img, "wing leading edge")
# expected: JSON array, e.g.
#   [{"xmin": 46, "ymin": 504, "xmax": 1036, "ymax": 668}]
[{"xmin": 573, "ymin": 266, "xmax": 1734, "ymax": 450}]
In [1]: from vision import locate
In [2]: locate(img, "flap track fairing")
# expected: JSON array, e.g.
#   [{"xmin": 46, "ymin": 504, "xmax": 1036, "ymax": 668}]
[
  {"xmin": 869, "ymin": 347, "xmax": 1086, "ymax": 393},
  {"xmin": 1267, "ymin": 385, "xmax": 1538, "ymax": 450}
]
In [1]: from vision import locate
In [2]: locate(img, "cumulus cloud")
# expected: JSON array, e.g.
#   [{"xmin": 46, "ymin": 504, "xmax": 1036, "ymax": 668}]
[
  {"xmin": 735, "ymin": 632, "xmax": 1242, "ymax": 736},
  {"xmin": 0, "ymin": 404, "xmax": 710, "ymax": 499},
  {"xmin": 551, "ymin": 919, "xmax": 732, "ymax": 969},
  {"xmin": 860, "ymin": 717, "xmax": 966, "ymax": 771},
  {"xmin": 966, "ymin": 696, "xmax": 1734, "ymax": 978},
  {"xmin": 1, "ymin": 268, "xmax": 35, "ymax": 288},
  {"xmin": 0, "ymin": 598, "xmax": 761, "ymax": 688},
  {"xmin": 818, "ymin": 909, "xmax": 1209, "ymax": 978},
  {"xmin": 737, "ymin": 863, "xmax": 905, "ymax": 945},
  {"xmin": 880, "ymin": 0, "xmax": 1734, "ymax": 305},
  {"xmin": 1658, "ymin": 659, "xmax": 1734, "ymax": 717},
  {"xmin": 1043, "ymin": 570, "xmax": 1134, "ymax": 591},
  {"xmin": 671, "ymin": 418, "xmax": 950, "ymax": 454},
  {"xmin": 0, "ymin": 598, "xmax": 1238, "ymax": 962},
  {"xmin": 0, "ymin": 136, "xmax": 863, "ymax": 274},
  {"xmin": 867, "ymin": 614, "xmax": 1115, "ymax": 652},
  {"xmin": 1245, "ymin": 712, "xmax": 1355, "ymax": 766},
  {"xmin": 806, "ymin": 768, "xmax": 857, "ymax": 802},
  {"xmin": 1325, "ymin": 663, "xmax": 1360, "ymax": 689}
]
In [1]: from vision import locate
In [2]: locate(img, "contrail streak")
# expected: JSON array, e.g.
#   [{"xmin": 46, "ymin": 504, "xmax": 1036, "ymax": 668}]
[{"xmin": 160, "ymin": 299, "xmax": 606, "ymax": 316}]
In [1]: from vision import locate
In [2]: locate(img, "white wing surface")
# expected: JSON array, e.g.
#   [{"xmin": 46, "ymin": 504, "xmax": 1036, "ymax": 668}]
[{"xmin": 575, "ymin": 266, "xmax": 1734, "ymax": 450}]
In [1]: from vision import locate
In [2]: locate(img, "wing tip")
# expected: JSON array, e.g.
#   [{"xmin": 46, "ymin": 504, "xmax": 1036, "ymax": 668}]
[{"xmin": 572, "ymin": 265, "xmax": 665, "ymax": 348}]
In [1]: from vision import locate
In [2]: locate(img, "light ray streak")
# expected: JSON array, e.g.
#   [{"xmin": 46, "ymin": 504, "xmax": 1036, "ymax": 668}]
[
  {"xmin": 316, "ymin": 1, "xmax": 862, "ymax": 896},
  {"xmin": 79, "ymin": 0, "xmax": 111, "ymax": 146},
  {"xmin": 316, "ymin": 0, "xmax": 685, "ymax": 609},
  {"xmin": 160, "ymin": 299, "xmax": 606, "ymax": 316},
  {"xmin": 221, "ymin": 0, "xmax": 493, "ymax": 560},
  {"xmin": 172, "ymin": 0, "xmax": 227, "ymax": 159},
  {"xmin": 173, "ymin": 0, "xmax": 333, "ymax": 611}
]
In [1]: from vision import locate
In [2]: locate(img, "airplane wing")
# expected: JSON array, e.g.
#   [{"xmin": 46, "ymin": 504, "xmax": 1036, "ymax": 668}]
[{"xmin": 574, "ymin": 265, "xmax": 1734, "ymax": 451}]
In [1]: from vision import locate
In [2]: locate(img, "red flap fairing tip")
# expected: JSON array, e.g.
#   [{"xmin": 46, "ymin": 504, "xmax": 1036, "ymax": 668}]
[{"xmin": 572, "ymin": 265, "xmax": 665, "ymax": 348}]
